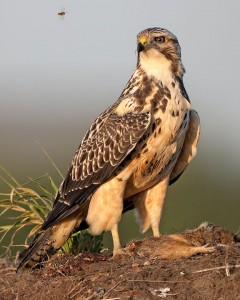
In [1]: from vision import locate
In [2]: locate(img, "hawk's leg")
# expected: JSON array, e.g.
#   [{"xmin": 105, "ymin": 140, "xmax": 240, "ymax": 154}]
[
  {"xmin": 111, "ymin": 224, "xmax": 125, "ymax": 256},
  {"xmin": 134, "ymin": 176, "xmax": 169, "ymax": 236}
]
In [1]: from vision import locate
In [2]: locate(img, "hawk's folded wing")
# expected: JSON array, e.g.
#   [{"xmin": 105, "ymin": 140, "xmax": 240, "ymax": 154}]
[
  {"xmin": 169, "ymin": 109, "xmax": 200, "ymax": 185},
  {"xmin": 42, "ymin": 105, "xmax": 151, "ymax": 229}
]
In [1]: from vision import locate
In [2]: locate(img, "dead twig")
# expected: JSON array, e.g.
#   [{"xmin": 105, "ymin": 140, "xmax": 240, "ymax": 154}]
[
  {"xmin": 48, "ymin": 265, "xmax": 69, "ymax": 278},
  {"xmin": 193, "ymin": 264, "xmax": 240, "ymax": 274},
  {"xmin": 103, "ymin": 280, "xmax": 126, "ymax": 298},
  {"xmin": 225, "ymin": 263, "xmax": 230, "ymax": 277},
  {"xmin": 68, "ymin": 280, "xmax": 84, "ymax": 296},
  {"xmin": 102, "ymin": 278, "xmax": 188, "ymax": 298},
  {"xmin": 70, "ymin": 286, "xmax": 86, "ymax": 299},
  {"xmin": 127, "ymin": 279, "xmax": 189, "ymax": 283},
  {"xmin": 224, "ymin": 250, "xmax": 231, "ymax": 277}
]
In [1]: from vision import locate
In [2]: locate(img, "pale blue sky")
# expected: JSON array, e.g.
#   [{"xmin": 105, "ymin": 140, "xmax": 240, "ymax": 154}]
[{"xmin": 1, "ymin": 0, "xmax": 240, "ymax": 180}]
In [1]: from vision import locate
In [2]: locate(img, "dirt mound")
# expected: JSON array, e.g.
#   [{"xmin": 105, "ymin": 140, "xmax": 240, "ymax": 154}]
[{"xmin": 1, "ymin": 224, "xmax": 240, "ymax": 299}]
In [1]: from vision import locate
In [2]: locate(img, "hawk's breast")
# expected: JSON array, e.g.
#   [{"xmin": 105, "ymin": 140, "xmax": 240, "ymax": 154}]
[{"xmin": 122, "ymin": 81, "xmax": 191, "ymax": 198}]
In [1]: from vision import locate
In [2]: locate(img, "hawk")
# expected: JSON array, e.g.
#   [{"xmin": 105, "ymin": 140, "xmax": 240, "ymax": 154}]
[{"xmin": 17, "ymin": 27, "xmax": 200, "ymax": 270}]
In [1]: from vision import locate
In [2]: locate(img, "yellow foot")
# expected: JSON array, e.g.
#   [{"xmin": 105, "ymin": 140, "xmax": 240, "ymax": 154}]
[
  {"xmin": 111, "ymin": 248, "xmax": 130, "ymax": 262},
  {"xmin": 113, "ymin": 248, "xmax": 125, "ymax": 257}
]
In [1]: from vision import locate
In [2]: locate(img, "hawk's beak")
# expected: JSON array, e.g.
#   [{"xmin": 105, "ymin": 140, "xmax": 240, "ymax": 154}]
[
  {"xmin": 137, "ymin": 42, "xmax": 145, "ymax": 53},
  {"xmin": 137, "ymin": 37, "xmax": 147, "ymax": 53}
]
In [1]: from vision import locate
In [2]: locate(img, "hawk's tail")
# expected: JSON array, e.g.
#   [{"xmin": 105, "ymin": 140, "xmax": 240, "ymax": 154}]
[
  {"xmin": 17, "ymin": 215, "xmax": 83, "ymax": 272},
  {"xmin": 17, "ymin": 228, "xmax": 57, "ymax": 271}
]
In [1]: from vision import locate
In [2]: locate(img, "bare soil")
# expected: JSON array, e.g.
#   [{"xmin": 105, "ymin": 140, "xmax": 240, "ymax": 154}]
[{"xmin": 1, "ymin": 224, "xmax": 240, "ymax": 300}]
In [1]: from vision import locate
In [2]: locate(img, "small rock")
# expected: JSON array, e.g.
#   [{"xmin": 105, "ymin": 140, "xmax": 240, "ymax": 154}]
[
  {"xmin": 180, "ymin": 271, "xmax": 185, "ymax": 276},
  {"xmin": 143, "ymin": 260, "xmax": 150, "ymax": 266},
  {"xmin": 87, "ymin": 289, "xmax": 93, "ymax": 295},
  {"xmin": 132, "ymin": 263, "xmax": 139, "ymax": 268}
]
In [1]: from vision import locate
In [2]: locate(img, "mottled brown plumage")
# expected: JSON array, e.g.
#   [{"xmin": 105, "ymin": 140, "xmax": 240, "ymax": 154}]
[{"xmin": 17, "ymin": 27, "xmax": 200, "ymax": 271}]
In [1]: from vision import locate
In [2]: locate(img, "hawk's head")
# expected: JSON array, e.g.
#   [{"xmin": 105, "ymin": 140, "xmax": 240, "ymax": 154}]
[{"xmin": 137, "ymin": 28, "xmax": 185, "ymax": 78}]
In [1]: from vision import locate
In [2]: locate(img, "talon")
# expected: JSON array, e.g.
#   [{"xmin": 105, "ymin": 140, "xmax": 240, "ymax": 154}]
[
  {"xmin": 113, "ymin": 248, "xmax": 126, "ymax": 257},
  {"xmin": 111, "ymin": 248, "xmax": 131, "ymax": 262}
]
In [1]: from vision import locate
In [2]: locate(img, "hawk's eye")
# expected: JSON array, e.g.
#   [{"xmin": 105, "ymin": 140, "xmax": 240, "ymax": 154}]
[{"xmin": 153, "ymin": 36, "xmax": 165, "ymax": 43}]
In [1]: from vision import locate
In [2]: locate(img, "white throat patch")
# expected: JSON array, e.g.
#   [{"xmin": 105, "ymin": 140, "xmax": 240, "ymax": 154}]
[{"xmin": 139, "ymin": 48, "xmax": 173, "ymax": 84}]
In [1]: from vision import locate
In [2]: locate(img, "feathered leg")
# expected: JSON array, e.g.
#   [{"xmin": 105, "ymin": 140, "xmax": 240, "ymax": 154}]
[{"xmin": 133, "ymin": 176, "xmax": 169, "ymax": 236}]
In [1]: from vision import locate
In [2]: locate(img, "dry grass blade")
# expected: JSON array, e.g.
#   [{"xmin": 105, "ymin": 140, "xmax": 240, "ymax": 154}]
[
  {"xmin": 16, "ymin": 188, "xmax": 42, "ymax": 199},
  {"xmin": 35, "ymin": 141, "xmax": 64, "ymax": 180},
  {"xmin": 0, "ymin": 165, "xmax": 21, "ymax": 187}
]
